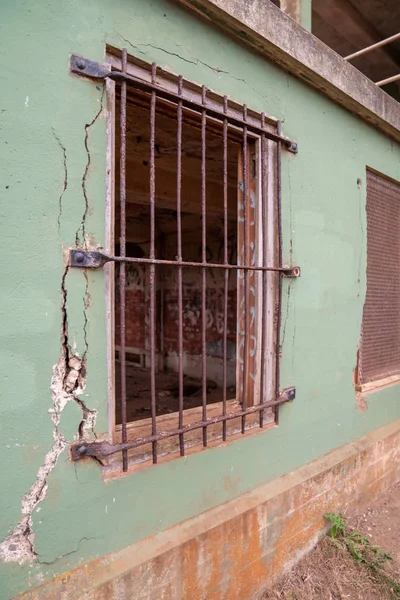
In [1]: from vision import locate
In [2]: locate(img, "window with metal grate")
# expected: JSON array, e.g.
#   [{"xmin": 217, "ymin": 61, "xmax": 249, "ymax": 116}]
[
  {"xmin": 359, "ymin": 170, "xmax": 400, "ymax": 388},
  {"xmin": 68, "ymin": 48, "xmax": 300, "ymax": 473}
]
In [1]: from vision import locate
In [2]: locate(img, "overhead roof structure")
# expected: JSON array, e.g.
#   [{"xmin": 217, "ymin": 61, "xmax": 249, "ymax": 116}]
[{"xmin": 312, "ymin": 0, "xmax": 400, "ymax": 98}]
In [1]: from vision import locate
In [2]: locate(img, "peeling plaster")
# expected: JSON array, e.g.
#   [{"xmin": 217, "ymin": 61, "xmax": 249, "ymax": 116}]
[
  {"xmin": 0, "ymin": 272, "xmax": 97, "ymax": 563},
  {"xmin": 0, "ymin": 102, "xmax": 101, "ymax": 561}
]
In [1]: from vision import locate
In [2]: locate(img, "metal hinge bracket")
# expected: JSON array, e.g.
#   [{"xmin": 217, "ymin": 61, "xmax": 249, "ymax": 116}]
[
  {"xmin": 69, "ymin": 54, "xmax": 298, "ymax": 154},
  {"xmin": 70, "ymin": 55, "xmax": 110, "ymax": 80}
]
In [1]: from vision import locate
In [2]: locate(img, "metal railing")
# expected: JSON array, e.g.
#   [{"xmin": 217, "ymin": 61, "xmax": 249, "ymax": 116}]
[{"xmin": 345, "ymin": 32, "xmax": 400, "ymax": 87}]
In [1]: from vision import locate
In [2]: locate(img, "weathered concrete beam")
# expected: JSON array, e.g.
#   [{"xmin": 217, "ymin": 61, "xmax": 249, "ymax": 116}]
[{"xmin": 174, "ymin": 0, "xmax": 400, "ymax": 144}]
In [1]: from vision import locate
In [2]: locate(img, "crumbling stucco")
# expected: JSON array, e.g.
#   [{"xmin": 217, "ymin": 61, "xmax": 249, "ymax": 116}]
[
  {"xmin": 0, "ymin": 265, "xmax": 97, "ymax": 564},
  {"xmin": 0, "ymin": 88, "xmax": 105, "ymax": 563}
]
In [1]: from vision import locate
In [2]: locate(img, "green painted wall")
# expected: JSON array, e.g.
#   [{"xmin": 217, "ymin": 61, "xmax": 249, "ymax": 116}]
[{"xmin": 0, "ymin": 0, "xmax": 399, "ymax": 597}]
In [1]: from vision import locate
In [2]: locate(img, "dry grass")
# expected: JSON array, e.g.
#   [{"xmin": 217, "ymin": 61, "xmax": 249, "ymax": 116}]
[
  {"xmin": 264, "ymin": 482, "xmax": 400, "ymax": 600},
  {"xmin": 264, "ymin": 537, "xmax": 399, "ymax": 600}
]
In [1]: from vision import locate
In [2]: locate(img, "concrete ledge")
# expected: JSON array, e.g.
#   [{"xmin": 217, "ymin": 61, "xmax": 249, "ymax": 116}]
[
  {"xmin": 18, "ymin": 419, "xmax": 400, "ymax": 599},
  {"xmin": 174, "ymin": 0, "xmax": 400, "ymax": 144}
]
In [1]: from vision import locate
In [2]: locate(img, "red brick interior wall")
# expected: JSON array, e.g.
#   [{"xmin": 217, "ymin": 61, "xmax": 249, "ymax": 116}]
[{"xmin": 115, "ymin": 222, "xmax": 237, "ymax": 381}]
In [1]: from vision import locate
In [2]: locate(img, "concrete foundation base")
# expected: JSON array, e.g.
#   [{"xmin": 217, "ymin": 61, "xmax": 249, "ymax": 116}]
[{"xmin": 19, "ymin": 419, "xmax": 400, "ymax": 600}]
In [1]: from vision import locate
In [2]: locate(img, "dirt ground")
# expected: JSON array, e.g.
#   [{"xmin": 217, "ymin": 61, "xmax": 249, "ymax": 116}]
[{"xmin": 264, "ymin": 481, "xmax": 400, "ymax": 600}]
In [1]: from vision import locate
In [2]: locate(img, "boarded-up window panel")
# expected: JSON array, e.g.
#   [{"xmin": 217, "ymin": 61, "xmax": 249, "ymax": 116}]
[{"xmin": 360, "ymin": 170, "xmax": 400, "ymax": 384}]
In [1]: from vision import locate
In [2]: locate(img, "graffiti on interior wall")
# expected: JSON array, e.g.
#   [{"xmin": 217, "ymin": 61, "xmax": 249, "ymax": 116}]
[
  {"xmin": 115, "ymin": 264, "xmax": 145, "ymax": 291},
  {"xmin": 126, "ymin": 265, "xmax": 145, "ymax": 290},
  {"xmin": 236, "ymin": 185, "xmax": 260, "ymax": 389},
  {"xmin": 166, "ymin": 293, "xmax": 228, "ymax": 335}
]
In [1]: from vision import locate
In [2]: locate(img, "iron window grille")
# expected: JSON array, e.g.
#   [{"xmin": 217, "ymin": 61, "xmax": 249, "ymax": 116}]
[{"xmin": 69, "ymin": 49, "xmax": 300, "ymax": 473}]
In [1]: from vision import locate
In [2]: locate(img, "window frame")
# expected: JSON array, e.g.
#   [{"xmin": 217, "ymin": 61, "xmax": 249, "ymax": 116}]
[{"xmin": 66, "ymin": 47, "xmax": 298, "ymax": 474}]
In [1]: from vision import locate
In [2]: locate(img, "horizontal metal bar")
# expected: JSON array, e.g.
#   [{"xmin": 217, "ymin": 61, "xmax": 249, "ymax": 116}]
[
  {"xmin": 70, "ymin": 55, "xmax": 298, "ymax": 153},
  {"xmin": 345, "ymin": 32, "xmax": 400, "ymax": 61},
  {"xmin": 70, "ymin": 250, "xmax": 301, "ymax": 277},
  {"xmin": 376, "ymin": 72, "xmax": 400, "ymax": 87},
  {"xmin": 71, "ymin": 387, "xmax": 295, "ymax": 460}
]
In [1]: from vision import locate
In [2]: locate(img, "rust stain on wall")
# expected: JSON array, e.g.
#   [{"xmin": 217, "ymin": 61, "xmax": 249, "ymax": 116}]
[{"xmin": 16, "ymin": 423, "xmax": 400, "ymax": 600}]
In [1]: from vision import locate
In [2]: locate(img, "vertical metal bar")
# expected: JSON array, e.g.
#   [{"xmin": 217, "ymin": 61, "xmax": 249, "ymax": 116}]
[
  {"xmin": 241, "ymin": 105, "xmax": 248, "ymax": 434},
  {"xmin": 275, "ymin": 120, "xmax": 283, "ymax": 425},
  {"xmin": 259, "ymin": 113, "xmax": 267, "ymax": 428},
  {"xmin": 177, "ymin": 75, "xmax": 185, "ymax": 456},
  {"xmin": 222, "ymin": 96, "xmax": 228, "ymax": 442},
  {"xmin": 149, "ymin": 63, "xmax": 158, "ymax": 462},
  {"xmin": 120, "ymin": 48, "xmax": 128, "ymax": 472},
  {"xmin": 201, "ymin": 86, "xmax": 207, "ymax": 447}
]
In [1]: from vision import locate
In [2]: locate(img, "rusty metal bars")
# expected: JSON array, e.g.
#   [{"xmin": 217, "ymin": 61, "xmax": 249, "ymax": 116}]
[
  {"xmin": 259, "ymin": 114, "xmax": 267, "ymax": 429},
  {"xmin": 201, "ymin": 86, "xmax": 208, "ymax": 447},
  {"xmin": 72, "ymin": 388, "xmax": 296, "ymax": 462},
  {"xmin": 222, "ymin": 96, "xmax": 229, "ymax": 442},
  {"xmin": 275, "ymin": 121, "xmax": 283, "ymax": 425},
  {"xmin": 177, "ymin": 75, "xmax": 185, "ymax": 456},
  {"xmin": 241, "ymin": 105, "xmax": 249, "ymax": 434},
  {"xmin": 70, "ymin": 51, "xmax": 299, "ymax": 470},
  {"xmin": 149, "ymin": 63, "xmax": 158, "ymax": 464},
  {"xmin": 119, "ymin": 49, "xmax": 128, "ymax": 472},
  {"xmin": 72, "ymin": 251, "xmax": 299, "ymax": 275},
  {"xmin": 70, "ymin": 55, "xmax": 298, "ymax": 153}
]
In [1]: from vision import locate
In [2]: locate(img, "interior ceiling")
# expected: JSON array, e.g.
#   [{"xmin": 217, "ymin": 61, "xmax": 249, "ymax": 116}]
[{"xmin": 312, "ymin": 0, "xmax": 400, "ymax": 92}]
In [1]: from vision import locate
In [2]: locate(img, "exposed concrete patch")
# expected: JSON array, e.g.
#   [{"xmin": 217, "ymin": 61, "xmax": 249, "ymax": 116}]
[
  {"xmin": 0, "ymin": 432, "xmax": 67, "ymax": 564},
  {"xmin": 0, "ymin": 262, "xmax": 97, "ymax": 564},
  {"xmin": 356, "ymin": 390, "xmax": 368, "ymax": 411}
]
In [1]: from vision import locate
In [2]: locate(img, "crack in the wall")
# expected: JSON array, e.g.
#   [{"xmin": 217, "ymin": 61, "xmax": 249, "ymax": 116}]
[
  {"xmin": 52, "ymin": 129, "xmax": 68, "ymax": 230},
  {"xmin": 38, "ymin": 536, "xmax": 99, "ymax": 566},
  {"xmin": 280, "ymin": 280, "xmax": 293, "ymax": 356},
  {"xmin": 279, "ymin": 154, "xmax": 295, "ymax": 359},
  {"xmin": 76, "ymin": 86, "xmax": 105, "ymax": 248},
  {"xmin": 60, "ymin": 266, "xmax": 97, "ymax": 441},
  {"xmin": 119, "ymin": 36, "xmax": 264, "ymax": 99},
  {"xmin": 1, "ymin": 92, "xmax": 104, "ymax": 564},
  {"xmin": 0, "ymin": 261, "xmax": 97, "ymax": 564}
]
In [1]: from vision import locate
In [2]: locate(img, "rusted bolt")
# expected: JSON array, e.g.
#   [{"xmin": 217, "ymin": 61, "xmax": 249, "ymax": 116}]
[
  {"xmin": 76, "ymin": 445, "xmax": 87, "ymax": 455},
  {"xmin": 76, "ymin": 60, "xmax": 86, "ymax": 70},
  {"xmin": 292, "ymin": 266, "xmax": 301, "ymax": 277},
  {"xmin": 74, "ymin": 251, "xmax": 85, "ymax": 265}
]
